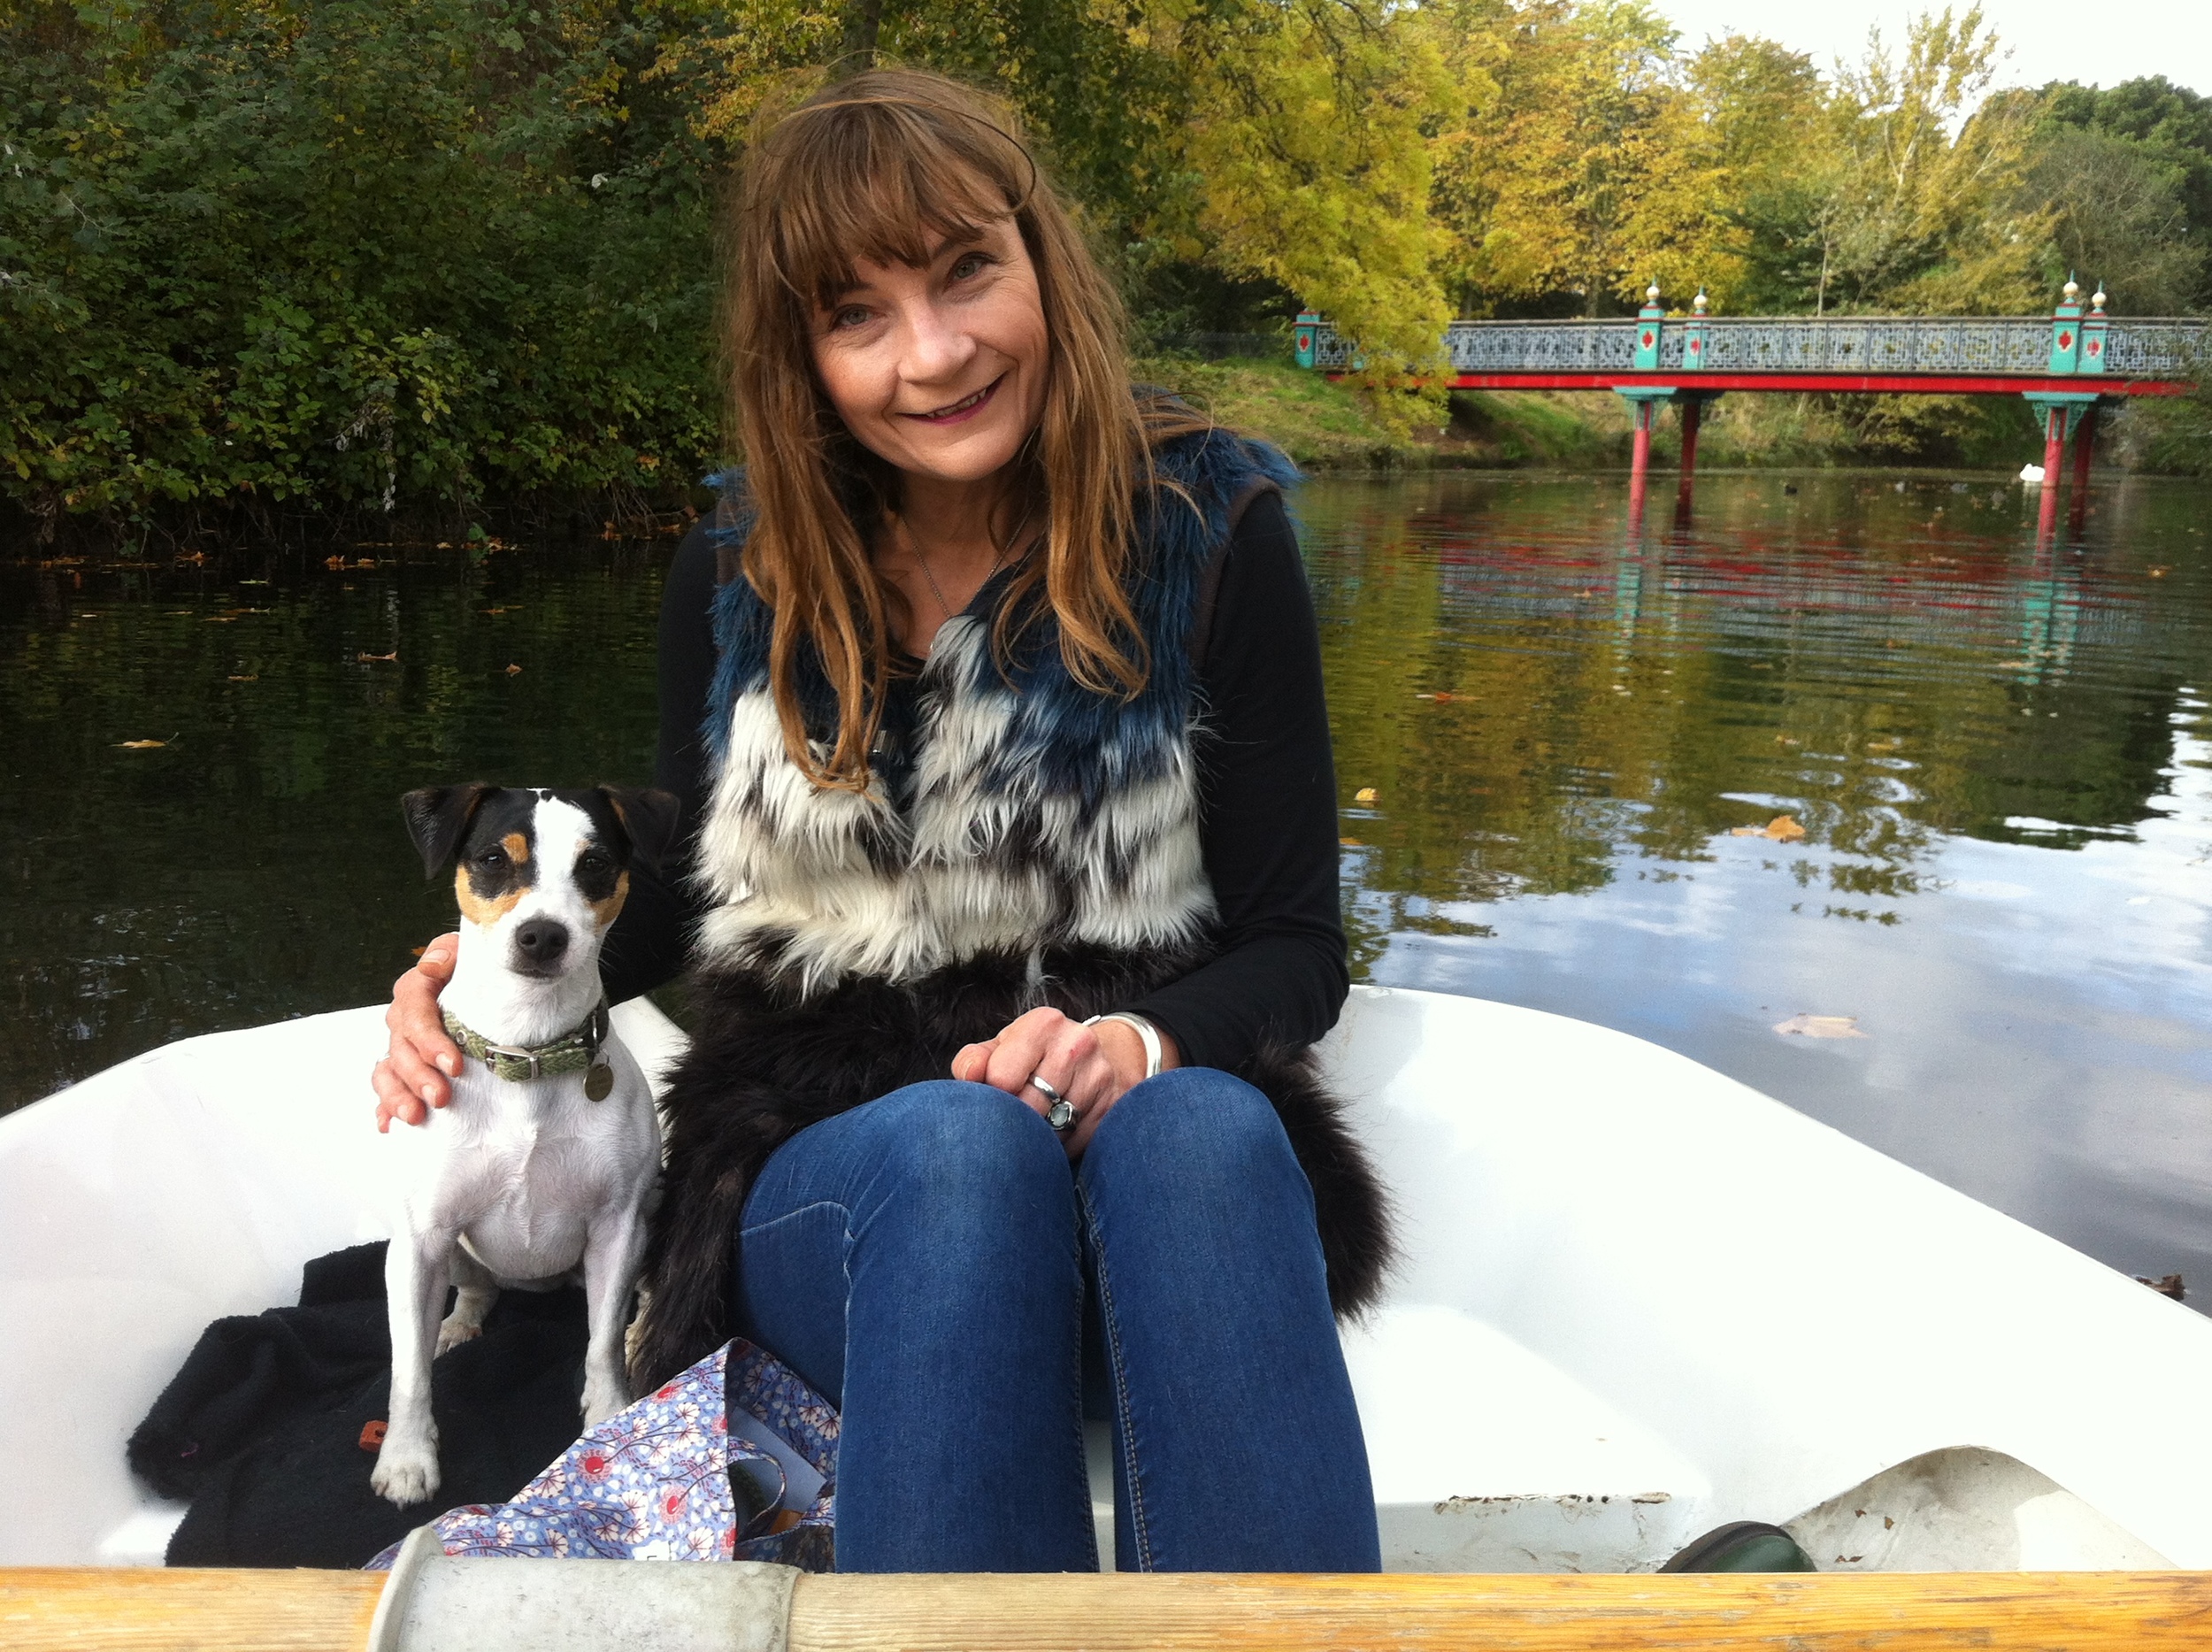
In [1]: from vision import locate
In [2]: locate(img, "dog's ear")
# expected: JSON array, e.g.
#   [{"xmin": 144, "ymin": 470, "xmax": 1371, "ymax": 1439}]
[
  {"xmin": 601, "ymin": 787, "xmax": 682, "ymax": 872},
  {"xmin": 401, "ymin": 785, "xmax": 495, "ymax": 879}
]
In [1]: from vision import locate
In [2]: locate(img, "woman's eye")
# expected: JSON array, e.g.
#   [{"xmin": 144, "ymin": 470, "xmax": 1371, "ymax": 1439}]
[
  {"xmin": 831, "ymin": 304, "xmax": 871, "ymax": 330},
  {"xmin": 949, "ymin": 252, "xmax": 989, "ymax": 281}
]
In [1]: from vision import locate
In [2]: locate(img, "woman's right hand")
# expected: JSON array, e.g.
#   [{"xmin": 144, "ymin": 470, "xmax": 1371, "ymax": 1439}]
[{"xmin": 373, "ymin": 934, "xmax": 464, "ymax": 1132}]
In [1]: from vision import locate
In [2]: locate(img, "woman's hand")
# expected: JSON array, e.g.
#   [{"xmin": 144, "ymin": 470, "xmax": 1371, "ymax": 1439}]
[
  {"xmin": 372, "ymin": 934, "xmax": 464, "ymax": 1132},
  {"xmin": 952, "ymin": 1007, "xmax": 1179, "ymax": 1156}
]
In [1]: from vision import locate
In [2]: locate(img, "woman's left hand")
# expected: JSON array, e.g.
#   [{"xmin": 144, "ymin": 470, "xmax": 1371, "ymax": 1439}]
[{"xmin": 952, "ymin": 1007, "xmax": 1175, "ymax": 1156}]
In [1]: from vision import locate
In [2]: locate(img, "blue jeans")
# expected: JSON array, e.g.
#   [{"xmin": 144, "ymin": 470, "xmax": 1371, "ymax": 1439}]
[{"xmin": 728, "ymin": 1068, "xmax": 1381, "ymax": 1573}]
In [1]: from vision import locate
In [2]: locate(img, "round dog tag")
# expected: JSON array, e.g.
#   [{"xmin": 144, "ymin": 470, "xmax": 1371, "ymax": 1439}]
[{"xmin": 584, "ymin": 1062, "xmax": 614, "ymax": 1103}]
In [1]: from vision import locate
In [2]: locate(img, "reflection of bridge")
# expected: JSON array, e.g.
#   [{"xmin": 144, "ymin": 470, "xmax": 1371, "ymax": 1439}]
[{"xmin": 1294, "ymin": 283, "xmax": 2206, "ymax": 533}]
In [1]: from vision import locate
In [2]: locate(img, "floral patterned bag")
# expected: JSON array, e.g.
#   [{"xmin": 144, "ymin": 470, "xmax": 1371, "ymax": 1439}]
[{"xmin": 365, "ymin": 1340, "xmax": 836, "ymax": 1572}]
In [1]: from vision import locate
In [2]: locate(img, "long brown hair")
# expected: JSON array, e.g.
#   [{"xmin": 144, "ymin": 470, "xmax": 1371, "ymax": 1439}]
[{"xmin": 725, "ymin": 69, "xmax": 1207, "ymax": 789}]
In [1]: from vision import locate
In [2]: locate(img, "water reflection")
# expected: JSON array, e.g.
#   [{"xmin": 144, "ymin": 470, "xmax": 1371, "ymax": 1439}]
[{"xmin": 1305, "ymin": 472, "xmax": 2212, "ymax": 1295}]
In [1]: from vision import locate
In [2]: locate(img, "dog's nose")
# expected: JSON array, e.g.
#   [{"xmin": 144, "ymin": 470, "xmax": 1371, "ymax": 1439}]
[{"xmin": 512, "ymin": 918, "xmax": 570, "ymax": 967}]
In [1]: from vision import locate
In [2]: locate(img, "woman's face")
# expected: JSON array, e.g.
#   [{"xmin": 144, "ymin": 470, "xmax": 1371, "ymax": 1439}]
[{"xmin": 810, "ymin": 213, "xmax": 1049, "ymax": 492}]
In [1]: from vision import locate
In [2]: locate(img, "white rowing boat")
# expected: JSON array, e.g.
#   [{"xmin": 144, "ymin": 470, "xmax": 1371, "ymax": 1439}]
[{"xmin": 4, "ymin": 984, "xmax": 2208, "ymax": 1573}]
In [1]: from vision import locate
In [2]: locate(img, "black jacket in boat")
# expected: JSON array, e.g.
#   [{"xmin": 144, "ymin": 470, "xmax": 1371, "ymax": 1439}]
[{"xmin": 630, "ymin": 429, "xmax": 1394, "ymax": 1391}]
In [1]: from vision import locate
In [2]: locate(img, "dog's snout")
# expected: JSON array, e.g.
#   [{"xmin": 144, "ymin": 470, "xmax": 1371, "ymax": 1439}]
[{"xmin": 512, "ymin": 918, "xmax": 570, "ymax": 967}]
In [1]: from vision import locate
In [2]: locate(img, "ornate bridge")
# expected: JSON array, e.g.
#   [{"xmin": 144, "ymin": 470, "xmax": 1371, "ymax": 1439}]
[{"xmin": 1294, "ymin": 282, "xmax": 2205, "ymax": 531}]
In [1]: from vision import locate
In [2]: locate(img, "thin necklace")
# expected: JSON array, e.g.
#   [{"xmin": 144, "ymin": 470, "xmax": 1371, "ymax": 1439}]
[{"xmin": 892, "ymin": 510, "xmax": 1028, "ymax": 622}]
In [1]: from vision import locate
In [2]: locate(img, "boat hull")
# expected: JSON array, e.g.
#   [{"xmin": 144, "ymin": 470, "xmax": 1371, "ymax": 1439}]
[{"xmin": 2, "ymin": 986, "xmax": 2205, "ymax": 1571}]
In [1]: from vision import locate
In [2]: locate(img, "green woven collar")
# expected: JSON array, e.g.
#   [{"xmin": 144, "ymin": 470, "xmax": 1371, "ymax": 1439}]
[{"xmin": 443, "ymin": 1001, "xmax": 610, "ymax": 1083}]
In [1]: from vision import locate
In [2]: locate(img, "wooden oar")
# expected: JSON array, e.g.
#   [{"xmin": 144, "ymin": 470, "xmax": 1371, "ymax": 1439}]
[{"xmin": 8, "ymin": 1565, "xmax": 2212, "ymax": 1651}]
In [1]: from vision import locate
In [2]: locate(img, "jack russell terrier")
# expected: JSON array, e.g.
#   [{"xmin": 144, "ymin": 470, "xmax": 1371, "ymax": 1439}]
[{"xmin": 373, "ymin": 782, "xmax": 678, "ymax": 1508}]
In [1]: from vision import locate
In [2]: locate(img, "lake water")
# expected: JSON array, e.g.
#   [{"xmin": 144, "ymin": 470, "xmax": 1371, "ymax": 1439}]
[{"xmin": 5, "ymin": 472, "xmax": 2209, "ymax": 1298}]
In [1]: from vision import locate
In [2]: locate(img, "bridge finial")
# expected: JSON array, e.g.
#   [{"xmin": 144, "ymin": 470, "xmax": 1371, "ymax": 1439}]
[
  {"xmin": 1693, "ymin": 288, "xmax": 1709, "ymax": 315},
  {"xmin": 2091, "ymin": 282, "xmax": 2107, "ymax": 313},
  {"xmin": 2062, "ymin": 273, "xmax": 2080, "ymax": 303},
  {"xmin": 1646, "ymin": 280, "xmax": 1663, "ymax": 305}
]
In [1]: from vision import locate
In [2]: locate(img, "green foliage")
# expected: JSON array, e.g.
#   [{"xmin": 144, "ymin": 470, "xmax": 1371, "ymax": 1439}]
[
  {"xmin": 1, "ymin": 0, "xmax": 726, "ymax": 526},
  {"xmin": 2032, "ymin": 76, "xmax": 2212, "ymax": 312},
  {"xmin": 4, "ymin": 0, "xmax": 2207, "ymax": 526}
]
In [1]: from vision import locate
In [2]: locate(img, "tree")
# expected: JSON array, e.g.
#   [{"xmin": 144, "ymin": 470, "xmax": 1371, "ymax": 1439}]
[{"xmin": 1429, "ymin": 0, "xmax": 1738, "ymax": 316}]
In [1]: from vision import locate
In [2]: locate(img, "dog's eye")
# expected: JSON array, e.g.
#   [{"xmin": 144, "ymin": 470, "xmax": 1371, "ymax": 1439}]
[
  {"xmin": 477, "ymin": 849, "xmax": 507, "ymax": 868},
  {"xmin": 578, "ymin": 852, "xmax": 612, "ymax": 874}
]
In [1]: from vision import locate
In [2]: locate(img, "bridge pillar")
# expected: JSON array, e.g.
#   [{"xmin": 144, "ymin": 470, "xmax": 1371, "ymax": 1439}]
[
  {"xmin": 1615, "ymin": 386, "xmax": 1676, "ymax": 529},
  {"xmin": 2024, "ymin": 389, "xmax": 2100, "ymax": 541}
]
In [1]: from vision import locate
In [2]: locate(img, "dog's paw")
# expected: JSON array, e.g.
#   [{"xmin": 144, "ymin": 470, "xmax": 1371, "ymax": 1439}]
[
  {"xmin": 434, "ymin": 1318, "xmax": 485, "ymax": 1356},
  {"xmin": 370, "ymin": 1439, "xmax": 442, "ymax": 1507}
]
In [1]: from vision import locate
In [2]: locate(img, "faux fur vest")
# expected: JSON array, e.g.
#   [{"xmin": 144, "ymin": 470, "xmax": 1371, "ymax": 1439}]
[{"xmin": 631, "ymin": 430, "xmax": 1394, "ymax": 1392}]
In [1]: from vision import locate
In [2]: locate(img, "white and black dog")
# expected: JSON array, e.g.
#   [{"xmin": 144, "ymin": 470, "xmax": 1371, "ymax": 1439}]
[{"xmin": 373, "ymin": 783, "xmax": 678, "ymax": 1508}]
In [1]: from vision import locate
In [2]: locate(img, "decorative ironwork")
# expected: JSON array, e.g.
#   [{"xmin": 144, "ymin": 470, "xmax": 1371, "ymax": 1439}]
[{"xmin": 1304, "ymin": 317, "xmax": 2207, "ymax": 378}]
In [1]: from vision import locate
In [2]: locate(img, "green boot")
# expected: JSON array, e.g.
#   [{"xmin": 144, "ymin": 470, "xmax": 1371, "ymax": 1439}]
[{"xmin": 1658, "ymin": 1520, "xmax": 1817, "ymax": 1572}]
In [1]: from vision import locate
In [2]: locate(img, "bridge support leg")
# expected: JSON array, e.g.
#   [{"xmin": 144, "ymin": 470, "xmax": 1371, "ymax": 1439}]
[
  {"xmin": 1615, "ymin": 387, "xmax": 1675, "ymax": 532},
  {"xmin": 1674, "ymin": 399, "xmax": 1701, "ymax": 521},
  {"xmin": 2038, "ymin": 404, "xmax": 2066, "ymax": 541},
  {"xmin": 2069, "ymin": 403, "xmax": 2099, "ymax": 534}
]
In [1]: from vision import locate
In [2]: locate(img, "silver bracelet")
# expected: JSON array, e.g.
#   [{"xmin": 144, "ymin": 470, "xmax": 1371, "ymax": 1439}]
[{"xmin": 1085, "ymin": 1011, "xmax": 1164, "ymax": 1080}]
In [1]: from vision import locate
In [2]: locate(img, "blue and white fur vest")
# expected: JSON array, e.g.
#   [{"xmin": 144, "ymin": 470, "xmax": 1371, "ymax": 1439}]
[{"xmin": 633, "ymin": 429, "xmax": 1394, "ymax": 1391}]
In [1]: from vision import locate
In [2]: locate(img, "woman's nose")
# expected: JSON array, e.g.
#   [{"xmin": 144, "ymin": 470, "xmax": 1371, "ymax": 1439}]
[{"xmin": 900, "ymin": 300, "xmax": 976, "ymax": 384}]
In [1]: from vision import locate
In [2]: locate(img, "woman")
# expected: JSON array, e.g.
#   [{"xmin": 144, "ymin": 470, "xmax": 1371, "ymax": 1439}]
[{"xmin": 373, "ymin": 68, "xmax": 1391, "ymax": 1575}]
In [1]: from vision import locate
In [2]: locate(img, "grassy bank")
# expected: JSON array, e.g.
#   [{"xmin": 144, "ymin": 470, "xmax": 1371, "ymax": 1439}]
[{"xmin": 1137, "ymin": 356, "xmax": 2209, "ymax": 475}]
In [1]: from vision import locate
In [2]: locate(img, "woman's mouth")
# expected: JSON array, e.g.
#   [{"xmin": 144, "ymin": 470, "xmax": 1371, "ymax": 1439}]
[{"xmin": 903, "ymin": 377, "xmax": 1002, "ymax": 426}]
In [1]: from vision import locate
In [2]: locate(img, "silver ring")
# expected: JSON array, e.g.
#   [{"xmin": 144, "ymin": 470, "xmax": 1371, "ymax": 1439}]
[{"xmin": 1029, "ymin": 1073, "xmax": 1078, "ymax": 1133}]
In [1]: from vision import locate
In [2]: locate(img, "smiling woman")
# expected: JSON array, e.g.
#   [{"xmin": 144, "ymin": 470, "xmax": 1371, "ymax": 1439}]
[{"xmin": 370, "ymin": 68, "xmax": 1389, "ymax": 1578}]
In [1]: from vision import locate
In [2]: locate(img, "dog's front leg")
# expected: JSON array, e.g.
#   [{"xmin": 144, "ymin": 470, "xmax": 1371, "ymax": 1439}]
[
  {"xmin": 579, "ymin": 1208, "xmax": 648, "ymax": 1426},
  {"xmin": 373, "ymin": 1230, "xmax": 451, "ymax": 1506}
]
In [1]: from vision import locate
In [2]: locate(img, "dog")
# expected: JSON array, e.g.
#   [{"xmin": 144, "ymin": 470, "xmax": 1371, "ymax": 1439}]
[{"xmin": 371, "ymin": 782, "xmax": 679, "ymax": 1508}]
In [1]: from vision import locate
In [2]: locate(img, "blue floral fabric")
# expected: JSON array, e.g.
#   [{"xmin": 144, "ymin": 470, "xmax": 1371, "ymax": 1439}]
[{"xmin": 365, "ymin": 1340, "xmax": 837, "ymax": 1571}]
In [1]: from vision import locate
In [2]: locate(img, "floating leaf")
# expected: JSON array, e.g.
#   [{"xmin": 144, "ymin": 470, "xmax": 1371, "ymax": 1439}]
[
  {"xmin": 1340, "ymin": 838, "xmax": 1363, "ymax": 848},
  {"xmin": 1773, "ymin": 1013, "xmax": 1866, "ymax": 1038},
  {"xmin": 324, "ymin": 556, "xmax": 347, "ymax": 571},
  {"xmin": 1865, "ymin": 738, "xmax": 1900, "ymax": 753},
  {"xmin": 504, "ymin": 662, "xmax": 524, "ymax": 675},
  {"xmin": 1354, "ymin": 787, "xmax": 1378, "ymax": 803},
  {"xmin": 1774, "ymin": 734, "xmax": 1799, "ymax": 745},
  {"xmin": 357, "ymin": 649, "xmax": 398, "ymax": 663},
  {"xmin": 118, "ymin": 737, "xmax": 172, "ymax": 749},
  {"xmin": 227, "ymin": 674, "xmax": 259, "ymax": 682},
  {"xmin": 1732, "ymin": 815, "xmax": 1806, "ymax": 841}
]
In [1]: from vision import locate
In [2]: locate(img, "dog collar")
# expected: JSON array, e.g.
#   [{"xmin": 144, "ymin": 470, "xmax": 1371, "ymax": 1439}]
[{"xmin": 442, "ymin": 1001, "xmax": 611, "ymax": 1084}]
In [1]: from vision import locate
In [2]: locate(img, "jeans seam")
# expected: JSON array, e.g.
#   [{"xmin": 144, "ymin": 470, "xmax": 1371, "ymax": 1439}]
[{"xmin": 1079, "ymin": 1182, "xmax": 1153, "ymax": 1571}]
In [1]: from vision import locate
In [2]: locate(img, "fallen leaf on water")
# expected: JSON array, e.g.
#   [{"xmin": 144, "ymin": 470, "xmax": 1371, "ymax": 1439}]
[
  {"xmin": 118, "ymin": 736, "xmax": 173, "ymax": 749},
  {"xmin": 1732, "ymin": 815, "xmax": 1807, "ymax": 841},
  {"xmin": 324, "ymin": 556, "xmax": 347, "ymax": 571},
  {"xmin": 1340, "ymin": 838, "xmax": 1363, "ymax": 848},
  {"xmin": 1354, "ymin": 787, "xmax": 1378, "ymax": 803},
  {"xmin": 1866, "ymin": 738, "xmax": 1900, "ymax": 753},
  {"xmin": 1775, "ymin": 734, "xmax": 1799, "ymax": 745},
  {"xmin": 1773, "ymin": 1013, "xmax": 1867, "ymax": 1038},
  {"xmin": 2148, "ymin": 567, "xmax": 2169, "ymax": 579},
  {"xmin": 504, "ymin": 662, "xmax": 524, "ymax": 675},
  {"xmin": 227, "ymin": 674, "xmax": 258, "ymax": 682},
  {"xmin": 357, "ymin": 649, "xmax": 398, "ymax": 663}
]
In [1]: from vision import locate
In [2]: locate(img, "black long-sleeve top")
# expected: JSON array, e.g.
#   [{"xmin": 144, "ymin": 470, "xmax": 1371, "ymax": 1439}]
[{"xmin": 598, "ymin": 490, "xmax": 1348, "ymax": 1072}]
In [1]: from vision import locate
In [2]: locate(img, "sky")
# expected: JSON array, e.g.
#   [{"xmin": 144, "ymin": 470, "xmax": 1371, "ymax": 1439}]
[{"xmin": 1657, "ymin": 1, "xmax": 2209, "ymax": 96}]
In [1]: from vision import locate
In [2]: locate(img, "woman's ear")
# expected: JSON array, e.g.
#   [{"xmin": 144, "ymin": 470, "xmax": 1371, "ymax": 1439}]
[
  {"xmin": 602, "ymin": 787, "xmax": 683, "ymax": 872},
  {"xmin": 400, "ymin": 785, "xmax": 495, "ymax": 878}
]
